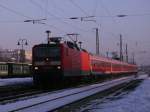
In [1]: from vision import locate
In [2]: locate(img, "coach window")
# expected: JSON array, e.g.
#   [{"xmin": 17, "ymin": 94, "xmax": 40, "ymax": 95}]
[
  {"xmin": 2, "ymin": 66, "xmax": 4, "ymax": 71},
  {"xmin": 4, "ymin": 65, "xmax": 6, "ymax": 71}
]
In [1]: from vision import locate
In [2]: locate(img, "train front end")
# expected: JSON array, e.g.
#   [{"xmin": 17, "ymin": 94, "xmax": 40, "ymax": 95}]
[{"xmin": 32, "ymin": 43, "xmax": 62, "ymax": 85}]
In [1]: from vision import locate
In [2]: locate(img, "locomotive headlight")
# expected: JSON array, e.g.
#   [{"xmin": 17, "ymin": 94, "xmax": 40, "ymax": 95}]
[
  {"xmin": 57, "ymin": 66, "xmax": 61, "ymax": 69},
  {"xmin": 34, "ymin": 67, "xmax": 38, "ymax": 70}
]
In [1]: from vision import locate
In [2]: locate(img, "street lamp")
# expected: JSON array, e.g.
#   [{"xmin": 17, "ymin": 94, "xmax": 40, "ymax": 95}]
[{"xmin": 17, "ymin": 38, "xmax": 28, "ymax": 63}]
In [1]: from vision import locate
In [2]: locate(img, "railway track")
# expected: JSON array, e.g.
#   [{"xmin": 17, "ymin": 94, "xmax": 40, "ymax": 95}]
[
  {"xmin": 0, "ymin": 76, "xmax": 135, "ymax": 112},
  {"xmin": 79, "ymin": 79, "xmax": 143, "ymax": 112},
  {"xmin": 0, "ymin": 76, "xmax": 113, "ymax": 103},
  {"xmin": 0, "ymin": 85, "xmax": 33, "ymax": 98},
  {"xmin": 0, "ymin": 81, "xmax": 82, "ymax": 104},
  {"xmin": 0, "ymin": 84, "xmax": 52, "ymax": 104},
  {"xmin": 0, "ymin": 89, "xmax": 47, "ymax": 104}
]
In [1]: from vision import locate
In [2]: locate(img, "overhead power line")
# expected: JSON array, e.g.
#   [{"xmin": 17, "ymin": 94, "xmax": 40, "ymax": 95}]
[
  {"xmin": 30, "ymin": 0, "xmax": 91, "ymax": 33},
  {"xmin": 0, "ymin": 3, "xmax": 32, "ymax": 19},
  {"xmin": 99, "ymin": 0, "xmax": 123, "ymax": 33},
  {"xmin": 44, "ymin": 23, "xmax": 68, "ymax": 34},
  {"xmin": 29, "ymin": 0, "xmax": 68, "ymax": 33},
  {"xmin": 116, "ymin": 13, "xmax": 150, "ymax": 17},
  {"xmin": 24, "ymin": 19, "xmax": 46, "ymax": 24},
  {"xmin": 92, "ymin": 0, "xmax": 98, "ymax": 16},
  {"xmin": 49, "ymin": 0, "xmax": 67, "ymax": 16},
  {"xmin": 0, "ymin": 20, "xmax": 23, "ymax": 23},
  {"xmin": 69, "ymin": 0, "xmax": 89, "ymax": 16},
  {"xmin": 44, "ymin": 0, "xmax": 48, "ymax": 19},
  {"xmin": 0, "ymin": 2, "xmax": 67, "ymax": 33},
  {"xmin": 68, "ymin": 0, "xmax": 101, "ymax": 27}
]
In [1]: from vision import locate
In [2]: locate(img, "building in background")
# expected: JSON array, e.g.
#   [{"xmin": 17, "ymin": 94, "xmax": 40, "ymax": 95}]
[
  {"xmin": 0, "ymin": 49, "xmax": 32, "ymax": 63},
  {"xmin": 25, "ymin": 50, "xmax": 32, "ymax": 63}
]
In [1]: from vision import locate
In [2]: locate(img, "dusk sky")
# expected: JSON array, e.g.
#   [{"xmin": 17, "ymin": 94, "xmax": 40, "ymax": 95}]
[{"xmin": 0, "ymin": 0, "xmax": 150, "ymax": 65}]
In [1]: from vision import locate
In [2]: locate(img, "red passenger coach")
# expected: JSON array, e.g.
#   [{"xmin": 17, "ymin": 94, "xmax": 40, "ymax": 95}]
[
  {"xmin": 90, "ymin": 55, "xmax": 112, "ymax": 75},
  {"xmin": 90, "ymin": 55, "xmax": 137, "ymax": 75},
  {"xmin": 32, "ymin": 37, "xmax": 138, "ymax": 85}
]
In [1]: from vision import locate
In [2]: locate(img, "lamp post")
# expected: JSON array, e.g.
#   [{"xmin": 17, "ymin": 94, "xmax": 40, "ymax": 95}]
[{"xmin": 17, "ymin": 38, "xmax": 28, "ymax": 63}]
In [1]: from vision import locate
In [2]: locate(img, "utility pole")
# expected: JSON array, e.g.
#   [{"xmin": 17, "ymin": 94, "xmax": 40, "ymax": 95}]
[
  {"xmin": 125, "ymin": 43, "xmax": 128, "ymax": 62},
  {"xmin": 132, "ymin": 52, "xmax": 135, "ymax": 64},
  {"xmin": 120, "ymin": 34, "xmax": 123, "ymax": 61},
  {"xmin": 95, "ymin": 28, "xmax": 100, "ymax": 55},
  {"xmin": 106, "ymin": 51, "xmax": 109, "ymax": 58}
]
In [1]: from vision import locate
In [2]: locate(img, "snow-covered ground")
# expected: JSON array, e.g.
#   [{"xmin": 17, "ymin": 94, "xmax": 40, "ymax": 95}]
[
  {"xmin": 0, "ymin": 74, "xmax": 147, "ymax": 112},
  {"xmin": 137, "ymin": 73, "xmax": 149, "ymax": 79},
  {"xmin": 59, "ymin": 74, "xmax": 150, "ymax": 112},
  {"xmin": 0, "ymin": 76, "xmax": 134, "ymax": 112},
  {"xmin": 90, "ymin": 77, "xmax": 150, "ymax": 112},
  {"xmin": 0, "ymin": 78, "xmax": 33, "ymax": 86}
]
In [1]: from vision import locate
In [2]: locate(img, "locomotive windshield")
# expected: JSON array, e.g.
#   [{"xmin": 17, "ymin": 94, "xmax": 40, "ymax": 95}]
[{"xmin": 33, "ymin": 46, "xmax": 60, "ymax": 60}]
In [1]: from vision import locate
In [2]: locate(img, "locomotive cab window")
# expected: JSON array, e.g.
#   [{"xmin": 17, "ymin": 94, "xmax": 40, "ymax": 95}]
[{"xmin": 33, "ymin": 45, "xmax": 60, "ymax": 61}]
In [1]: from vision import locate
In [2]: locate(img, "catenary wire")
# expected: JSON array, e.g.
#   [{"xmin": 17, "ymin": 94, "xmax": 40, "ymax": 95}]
[
  {"xmin": 30, "ymin": 0, "xmax": 92, "ymax": 33},
  {"xmin": 69, "ymin": 0, "xmax": 89, "ymax": 16},
  {"xmin": 0, "ymin": 3, "xmax": 32, "ymax": 19}
]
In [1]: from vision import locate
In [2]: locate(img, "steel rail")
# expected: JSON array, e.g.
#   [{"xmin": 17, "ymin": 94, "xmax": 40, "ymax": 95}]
[
  {"xmin": 80, "ymin": 79, "xmax": 141, "ymax": 112},
  {"xmin": 1, "ymin": 76, "xmax": 135, "ymax": 112}
]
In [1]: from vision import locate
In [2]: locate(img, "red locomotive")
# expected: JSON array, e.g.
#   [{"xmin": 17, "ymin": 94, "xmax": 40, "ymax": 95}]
[{"xmin": 32, "ymin": 37, "xmax": 138, "ymax": 85}]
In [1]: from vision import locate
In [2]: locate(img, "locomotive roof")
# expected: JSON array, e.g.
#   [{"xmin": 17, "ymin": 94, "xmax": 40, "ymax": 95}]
[
  {"xmin": 33, "ymin": 43, "xmax": 61, "ymax": 47},
  {"xmin": 33, "ymin": 41, "xmax": 82, "ymax": 51}
]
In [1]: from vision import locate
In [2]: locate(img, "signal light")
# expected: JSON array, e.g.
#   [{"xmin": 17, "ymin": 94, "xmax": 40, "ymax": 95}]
[
  {"xmin": 35, "ymin": 67, "xmax": 38, "ymax": 70},
  {"xmin": 57, "ymin": 66, "xmax": 61, "ymax": 69}
]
